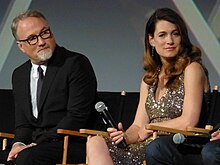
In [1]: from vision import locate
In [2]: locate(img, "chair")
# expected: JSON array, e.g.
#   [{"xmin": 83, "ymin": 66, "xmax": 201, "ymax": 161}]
[
  {"xmin": 0, "ymin": 132, "xmax": 14, "ymax": 151},
  {"xmin": 145, "ymin": 85, "xmax": 220, "ymax": 165},
  {"xmin": 0, "ymin": 89, "xmax": 15, "ymax": 151},
  {"xmin": 56, "ymin": 129, "xmax": 88, "ymax": 165},
  {"xmin": 0, "ymin": 89, "xmax": 15, "ymax": 164},
  {"xmin": 57, "ymin": 90, "xmax": 139, "ymax": 165}
]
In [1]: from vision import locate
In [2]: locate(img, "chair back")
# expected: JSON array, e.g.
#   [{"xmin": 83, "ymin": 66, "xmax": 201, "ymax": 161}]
[
  {"xmin": 182, "ymin": 86, "xmax": 220, "ymax": 165},
  {"xmin": 207, "ymin": 85, "xmax": 220, "ymax": 127},
  {"xmin": 96, "ymin": 91, "xmax": 139, "ymax": 130},
  {"xmin": 0, "ymin": 89, "xmax": 15, "ymax": 150},
  {"xmin": 0, "ymin": 89, "xmax": 15, "ymax": 133}
]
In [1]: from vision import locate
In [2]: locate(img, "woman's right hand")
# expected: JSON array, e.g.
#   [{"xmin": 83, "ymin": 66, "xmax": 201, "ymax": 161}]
[{"xmin": 107, "ymin": 122, "xmax": 126, "ymax": 145}]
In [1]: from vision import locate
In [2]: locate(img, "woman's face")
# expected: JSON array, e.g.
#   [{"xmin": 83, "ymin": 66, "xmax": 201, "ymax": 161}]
[{"xmin": 149, "ymin": 20, "xmax": 181, "ymax": 63}]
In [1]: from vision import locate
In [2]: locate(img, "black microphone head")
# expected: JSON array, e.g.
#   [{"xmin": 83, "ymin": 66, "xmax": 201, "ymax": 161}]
[
  {"xmin": 173, "ymin": 133, "xmax": 185, "ymax": 144},
  {"xmin": 95, "ymin": 101, "xmax": 106, "ymax": 112}
]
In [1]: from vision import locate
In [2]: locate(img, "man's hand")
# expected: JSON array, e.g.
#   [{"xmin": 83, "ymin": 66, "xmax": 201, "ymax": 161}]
[
  {"xmin": 210, "ymin": 129, "xmax": 220, "ymax": 141},
  {"xmin": 7, "ymin": 143, "xmax": 37, "ymax": 161}
]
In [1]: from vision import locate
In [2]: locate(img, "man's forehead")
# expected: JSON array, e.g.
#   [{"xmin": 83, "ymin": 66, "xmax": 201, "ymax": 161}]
[{"xmin": 16, "ymin": 17, "xmax": 48, "ymax": 37}]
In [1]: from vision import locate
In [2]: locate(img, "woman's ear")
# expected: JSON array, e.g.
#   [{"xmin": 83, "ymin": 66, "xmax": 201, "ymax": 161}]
[{"xmin": 148, "ymin": 35, "xmax": 155, "ymax": 47}]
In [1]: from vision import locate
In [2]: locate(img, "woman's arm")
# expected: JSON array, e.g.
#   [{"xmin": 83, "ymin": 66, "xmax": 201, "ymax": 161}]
[
  {"xmin": 108, "ymin": 79, "xmax": 151, "ymax": 144},
  {"xmin": 125, "ymin": 79, "xmax": 151, "ymax": 143},
  {"xmin": 151, "ymin": 62, "xmax": 209, "ymax": 130}
]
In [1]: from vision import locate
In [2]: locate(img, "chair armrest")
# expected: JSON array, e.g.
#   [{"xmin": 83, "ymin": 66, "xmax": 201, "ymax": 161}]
[
  {"xmin": 0, "ymin": 132, "xmax": 14, "ymax": 150},
  {"xmin": 57, "ymin": 129, "xmax": 108, "ymax": 165},
  {"xmin": 57, "ymin": 129, "xmax": 89, "ymax": 164},
  {"xmin": 146, "ymin": 124, "xmax": 196, "ymax": 136},
  {"xmin": 57, "ymin": 129, "xmax": 88, "ymax": 138},
  {"xmin": 0, "ymin": 132, "xmax": 15, "ymax": 139},
  {"xmin": 79, "ymin": 129, "xmax": 109, "ymax": 138},
  {"xmin": 186, "ymin": 126, "xmax": 211, "ymax": 134}
]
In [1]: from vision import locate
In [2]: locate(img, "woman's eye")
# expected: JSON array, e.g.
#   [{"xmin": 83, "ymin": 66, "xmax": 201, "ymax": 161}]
[
  {"xmin": 173, "ymin": 31, "xmax": 180, "ymax": 36},
  {"xmin": 159, "ymin": 34, "xmax": 165, "ymax": 37}
]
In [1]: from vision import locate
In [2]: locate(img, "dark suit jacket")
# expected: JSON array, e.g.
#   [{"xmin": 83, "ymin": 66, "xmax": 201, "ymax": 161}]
[{"xmin": 12, "ymin": 45, "xmax": 97, "ymax": 144}]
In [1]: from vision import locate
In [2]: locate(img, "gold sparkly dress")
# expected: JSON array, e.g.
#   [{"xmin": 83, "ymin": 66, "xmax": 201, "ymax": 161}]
[{"xmin": 105, "ymin": 75, "xmax": 202, "ymax": 165}]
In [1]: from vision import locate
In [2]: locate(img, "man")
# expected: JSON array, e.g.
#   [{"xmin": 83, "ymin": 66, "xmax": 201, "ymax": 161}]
[
  {"xmin": 201, "ymin": 124, "xmax": 220, "ymax": 164},
  {"xmin": 5, "ymin": 10, "xmax": 97, "ymax": 165},
  {"xmin": 145, "ymin": 124, "xmax": 220, "ymax": 165}
]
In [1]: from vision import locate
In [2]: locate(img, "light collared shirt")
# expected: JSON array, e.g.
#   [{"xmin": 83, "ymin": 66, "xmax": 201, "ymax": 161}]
[{"xmin": 30, "ymin": 63, "xmax": 47, "ymax": 118}]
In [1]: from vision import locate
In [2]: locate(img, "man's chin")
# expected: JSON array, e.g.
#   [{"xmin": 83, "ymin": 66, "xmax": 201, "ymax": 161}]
[{"xmin": 37, "ymin": 49, "xmax": 53, "ymax": 62}]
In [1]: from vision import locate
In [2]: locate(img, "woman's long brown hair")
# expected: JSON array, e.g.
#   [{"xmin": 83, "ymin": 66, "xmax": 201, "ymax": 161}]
[{"xmin": 143, "ymin": 8, "xmax": 203, "ymax": 90}]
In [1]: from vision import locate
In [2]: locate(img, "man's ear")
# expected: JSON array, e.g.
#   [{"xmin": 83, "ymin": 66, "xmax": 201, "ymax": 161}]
[
  {"xmin": 16, "ymin": 41, "xmax": 25, "ymax": 53},
  {"xmin": 148, "ymin": 35, "xmax": 155, "ymax": 47}
]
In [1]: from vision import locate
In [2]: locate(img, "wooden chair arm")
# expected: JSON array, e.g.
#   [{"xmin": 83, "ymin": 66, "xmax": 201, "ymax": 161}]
[
  {"xmin": 146, "ymin": 124, "xmax": 196, "ymax": 136},
  {"xmin": 186, "ymin": 126, "xmax": 212, "ymax": 134},
  {"xmin": 56, "ymin": 129, "xmax": 89, "ymax": 165},
  {"xmin": 0, "ymin": 132, "xmax": 14, "ymax": 151},
  {"xmin": 0, "ymin": 132, "xmax": 15, "ymax": 139},
  {"xmin": 57, "ymin": 129, "xmax": 88, "ymax": 138},
  {"xmin": 56, "ymin": 129, "xmax": 108, "ymax": 165},
  {"xmin": 79, "ymin": 129, "xmax": 109, "ymax": 138}
]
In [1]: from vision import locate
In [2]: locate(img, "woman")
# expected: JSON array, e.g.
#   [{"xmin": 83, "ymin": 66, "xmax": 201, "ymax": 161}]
[{"xmin": 87, "ymin": 8, "xmax": 210, "ymax": 165}]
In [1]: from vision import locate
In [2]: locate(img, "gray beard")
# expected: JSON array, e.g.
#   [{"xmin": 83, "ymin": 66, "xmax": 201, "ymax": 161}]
[{"xmin": 37, "ymin": 48, "xmax": 52, "ymax": 62}]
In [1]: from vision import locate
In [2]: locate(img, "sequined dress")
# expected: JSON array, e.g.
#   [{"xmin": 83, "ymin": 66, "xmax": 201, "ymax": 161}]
[{"xmin": 105, "ymin": 75, "xmax": 187, "ymax": 165}]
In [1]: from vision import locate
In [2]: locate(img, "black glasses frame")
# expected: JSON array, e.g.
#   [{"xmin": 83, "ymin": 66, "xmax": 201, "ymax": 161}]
[{"xmin": 18, "ymin": 28, "xmax": 52, "ymax": 45}]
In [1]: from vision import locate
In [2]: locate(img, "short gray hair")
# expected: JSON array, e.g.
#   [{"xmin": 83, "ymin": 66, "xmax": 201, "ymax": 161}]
[{"xmin": 11, "ymin": 10, "xmax": 47, "ymax": 40}]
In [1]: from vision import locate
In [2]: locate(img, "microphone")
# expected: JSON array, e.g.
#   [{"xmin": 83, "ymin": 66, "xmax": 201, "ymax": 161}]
[
  {"xmin": 95, "ymin": 101, "xmax": 128, "ymax": 148},
  {"xmin": 173, "ymin": 133, "xmax": 210, "ymax": 148}
]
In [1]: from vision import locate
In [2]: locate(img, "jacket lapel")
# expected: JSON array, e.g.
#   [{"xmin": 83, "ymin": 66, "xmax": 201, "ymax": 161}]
[
  {"xmin": 38, "ymin": 65, "xmax": 58, "ymax": 111},
  {"xmin": 37, "ymin": 46, "xmax": 63, "ymax": 112}
]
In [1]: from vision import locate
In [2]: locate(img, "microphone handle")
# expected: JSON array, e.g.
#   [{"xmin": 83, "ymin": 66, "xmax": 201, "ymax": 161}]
[
  {"xmin": 100, "ymin": 110, "xmax": 128, "ymax": 148},
  {"xmin": 117, "ymin": 138, "xmax": 128, "ymax": 149},
  {"xmin": 103, "ymin": 109, "xmax": 118, "ymax": 128}
]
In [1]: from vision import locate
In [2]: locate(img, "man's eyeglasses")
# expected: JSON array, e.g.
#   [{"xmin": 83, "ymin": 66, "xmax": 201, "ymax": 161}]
[{"xmin": 18, "ymin": 28, "xmax": 52, "ymax": 45}]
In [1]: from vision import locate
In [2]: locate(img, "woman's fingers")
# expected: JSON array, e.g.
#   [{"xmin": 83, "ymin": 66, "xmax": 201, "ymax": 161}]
[
  {"xmin": 110, "ymin": 131, "xmax": 124, "ymax": 142},
  {"xmin": 115, "ymin": 136, "xmax": 124, "ymax": 144}
]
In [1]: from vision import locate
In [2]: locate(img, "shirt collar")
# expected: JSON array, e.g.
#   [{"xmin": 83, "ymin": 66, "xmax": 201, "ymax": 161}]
[{"xmin": 31, "ymin": 63, "xmax": 47, "ymax": 78}]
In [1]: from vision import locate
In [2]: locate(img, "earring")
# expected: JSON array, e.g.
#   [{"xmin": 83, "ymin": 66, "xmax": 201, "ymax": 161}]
[{"xmin": 151, "ymin": 47, "xmax": 155, "ymax": 57}]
